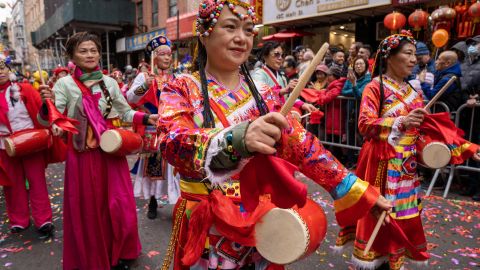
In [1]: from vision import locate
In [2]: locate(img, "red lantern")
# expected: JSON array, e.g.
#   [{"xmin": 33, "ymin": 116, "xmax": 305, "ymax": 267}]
[
  {"xmin": 469, "ymin": 1, "xmax": 480, "ymax": 23},
  {"xmin": 384, "ymin": 11, "xmax": 407, "ymax": 31},
  {"xmin": 442, "ymin": 6, "xmax": 456, "ymax": 20},
  {"xmin": 408, "ymin": 9, "xmax": 429, "ymax": 31}
]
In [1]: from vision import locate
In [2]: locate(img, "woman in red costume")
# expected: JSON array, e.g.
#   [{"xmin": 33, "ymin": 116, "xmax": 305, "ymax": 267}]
[
  {"xmin": 335, "ymin": 31, "xmax": 480, "ymax": 270},
  {"xmin": 158, "ymin": 1, "xmax": 392, "ymax": 269},
  {"xmin": 0, "ymin": 56, "xmax": 54, "ymax": 237}
]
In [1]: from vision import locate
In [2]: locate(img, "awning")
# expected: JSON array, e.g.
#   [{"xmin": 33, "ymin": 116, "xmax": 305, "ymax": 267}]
[{"xmin": 262, "ymin": 30, "xmax": 313, "ymax": 41}]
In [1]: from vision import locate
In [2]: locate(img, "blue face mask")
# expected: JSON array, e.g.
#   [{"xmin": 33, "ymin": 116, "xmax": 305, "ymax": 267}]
[{"xmin": 468, "ymin": 45, "xmax": 478, "ymax": 56}]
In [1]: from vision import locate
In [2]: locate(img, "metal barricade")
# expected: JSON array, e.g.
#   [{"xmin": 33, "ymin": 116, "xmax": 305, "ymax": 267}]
[{"xmin": 425, "ymin": 103, "xmax": 480, "ymax": 198}]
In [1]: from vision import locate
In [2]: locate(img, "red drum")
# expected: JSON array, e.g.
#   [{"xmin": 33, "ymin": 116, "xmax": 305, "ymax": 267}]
[
  {"xmin": 100, "ymin": 129, "xmax": 143, "ymax": 156},
  {"xmin": 416, "ymin": 135, "xmax": 451, "ymax": 169},
  {"xmin": 4, "ymin": 129, "xmax": 52, "ymax": 157},
  {"xmin": 142, "ymin": 125, "xmax": 159, "ymax": 153},
  {"xmin": 255, "ymin": 198, "xmax": 327, "ymax": 265}
]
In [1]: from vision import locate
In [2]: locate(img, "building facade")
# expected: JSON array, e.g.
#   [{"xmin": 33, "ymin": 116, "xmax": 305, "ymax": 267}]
[
  {"xmin": 9, "ymin": 0, "xmax": 27, "ymax": 69},
  {"xmin": 24, "ymin": 0, "xmax": 45, "ymax": 68}
]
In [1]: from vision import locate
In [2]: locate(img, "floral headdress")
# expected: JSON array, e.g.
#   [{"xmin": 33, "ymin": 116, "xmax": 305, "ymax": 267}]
[
  {"xmin": 196, "ymin": 0, "xmax": 257, "ymax": 37},
  {"xmin": 377, "ymin": 30, "xmax": 417, "ymax": 59},
  {"xmin": 0, "ymin": 55, "xmax": 12, "ymax": 70}
]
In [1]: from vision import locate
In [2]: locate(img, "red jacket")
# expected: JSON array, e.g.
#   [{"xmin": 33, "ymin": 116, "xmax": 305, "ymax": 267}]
[{"xmin": 317, "ymin": 78, "xmax": 347, "ymax": 136}]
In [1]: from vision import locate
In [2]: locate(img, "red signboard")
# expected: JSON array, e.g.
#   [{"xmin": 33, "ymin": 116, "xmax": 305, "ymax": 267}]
[{"xmin": 166, "ymin": 12, "xmax": 197, "ymax": 41}]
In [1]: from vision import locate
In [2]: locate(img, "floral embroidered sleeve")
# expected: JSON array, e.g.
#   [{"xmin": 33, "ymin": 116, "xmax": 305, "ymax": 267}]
[
  {"xmin": 158, "ymin": 77, "xmax": 223, "ymax": 179},
  {"xmin": 277, "ymin": 116, "xmax": 380, "ymax": 227},
  {"xmin": 358, "ymin": 81, "xmax": 403, "ymax": 141}
]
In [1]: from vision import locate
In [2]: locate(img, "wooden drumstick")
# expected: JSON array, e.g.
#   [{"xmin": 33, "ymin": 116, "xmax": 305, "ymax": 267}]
[
  {"xmin": 363, "ymin": 210, "xmax": 387, "ymax": 256},
  {"xmin": 280, "ymin": 43, "xmax": 329, "ymax": 116},
  {"xmin": 33, "ymin": 54, "xmax": 46, "ymax": 85},
  {"xmin": 151, "ymin": 51, "xmax": 156, "ymax": 75},
  {"xmin": 424, "ymin": 76, "xmax": 457, "ymax": 111}
]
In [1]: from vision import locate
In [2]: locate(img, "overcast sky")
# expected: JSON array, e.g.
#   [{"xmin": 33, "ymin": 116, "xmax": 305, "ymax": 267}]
[{"xmin": 0, "ymin": 1, "xmax": 12, "ymax": 24}]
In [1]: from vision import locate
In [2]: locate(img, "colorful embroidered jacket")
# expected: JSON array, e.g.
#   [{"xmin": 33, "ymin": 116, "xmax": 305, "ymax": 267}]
[
  {"xmin": 159, "ymin": 72, "xmax": 380, "ymax": 226},
  {"xmin": 356, "ymin": 76, "xmax": 477, "ymax": 219}
]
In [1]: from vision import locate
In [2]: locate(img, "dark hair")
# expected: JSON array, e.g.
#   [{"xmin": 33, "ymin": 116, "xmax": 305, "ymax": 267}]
[
  {"xmin": 361, "ymin": 44, "xmax": 372, "ymax": 55},
  {"xmin": 353, "ymin": 57, "xmax": 369, "ymax": 78},
  {"xmin": 352, "ymin": 42, "xmax": 363, "ymax": 53},
  {"xmin": 65, "ymin": 32, "xmax": 102, "ymax": 59},
  {"xmin": 284, "ymin": 58, "xmax": 297, "ymax": 69},
  {"xmin": 258, "ymin": 41, "xmax": 283, "ymax": 63},
  {"xmin": 373, "ymin": 39, "xmax": 415, "ymax": 116},
  {"xmin": 194, "ymin": 40, "xmax": 269, "ymax": 128}
]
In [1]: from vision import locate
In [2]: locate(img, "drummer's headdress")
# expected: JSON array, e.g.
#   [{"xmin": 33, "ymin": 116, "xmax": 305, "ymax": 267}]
[
  {"xmin": 145, "ymin": 35, "xmax": 172, "ymax": 57},
  {"xmin": 196, "ymin": 0, "xmax": 257, "ymax": 37},
  {"xmin": 372, "ymin": 30, "xmax": 416, "ymax": 76}
]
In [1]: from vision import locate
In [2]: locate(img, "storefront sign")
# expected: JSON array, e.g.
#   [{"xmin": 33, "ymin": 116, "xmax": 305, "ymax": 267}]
[
  {"xmin": 392, "ymin": 0, "xmax": 430, "ymax": 6},
  {"xmin": 263, "ymin": 0, "xmax": 390, "ymax": 25},
  {"xmin": 166, "ymin": 12, "xmax": 197, "ymax": 41},
  {"xmin": 126, "ymin": 29, "xmax": 166, "ymax": 52}
]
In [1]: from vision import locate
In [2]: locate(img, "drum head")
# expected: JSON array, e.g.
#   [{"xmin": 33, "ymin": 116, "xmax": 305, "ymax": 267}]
[
  {"xmin": 100, "ymin": 130, "xmax": 122, "ymax": 153},
  {"xmin": 4, "ymin": 138, "xmax": 15, "ymax": 157},
  {"xmin": 422, "ymin": 142, "xmax": 451, "ymax": 169},
  {"xmin": 255, "ymin": 208, "xmax": 308, "ymax": 265}
]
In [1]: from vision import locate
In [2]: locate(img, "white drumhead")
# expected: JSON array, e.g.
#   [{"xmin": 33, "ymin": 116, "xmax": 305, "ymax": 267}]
[
  {"xmin": 100, "ymin": 130, "xmax": 122, "ymax": 153},
  {"xmin": 4, "ymin": 138, "xmax": 15, "ymax": 157},
  {"xmin": 255, "ymin": 208, "xmax": 308, "ymax": 265},
  {"xmin": 422, "ymin": 142, "xmax": 451, "ymax": 169}
]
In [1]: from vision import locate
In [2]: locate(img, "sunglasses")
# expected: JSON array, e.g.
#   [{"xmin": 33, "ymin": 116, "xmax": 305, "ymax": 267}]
[{"xmin": 271, "ymin": 52, "xmax": 285, "ymax": 59}]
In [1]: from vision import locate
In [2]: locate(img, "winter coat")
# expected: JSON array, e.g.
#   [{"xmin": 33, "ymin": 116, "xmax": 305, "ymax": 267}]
[
  {"xmin": 317, "ymin": 77, "xmax": 347, "ymax": 135},
  {"xmin": 341, "ymin": 73, "xmax": 372, "ymax": 99}
]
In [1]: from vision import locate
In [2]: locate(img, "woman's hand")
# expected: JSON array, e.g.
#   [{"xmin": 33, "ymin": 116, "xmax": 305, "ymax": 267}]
[
  {"xmin": 347, "ymin": 69, "xmax": 356, "ymax": 85},
  {"xmin": 245, "ymin": 112, "xmax": 289, "ymax": 155},
  {"xmin": 144, "ymin": 73, "xmax": 155, "ymax": 88},
  {"xmin": 39, "ymin": 85, "xmax": 54, "ymax": 101},
  {"xmin": 51, "ymin": 123, "xmax": 64, "ymax": 137},
  {"xmin": 370, "ymin": 195, "xmax": 393, "ymax": 224},
  {"xmin": 280, "ymin": 79, "xmax": 298, "ymax": 95},
  {"xmin": 473, "ymin": 151, "xmax": 480, "ymax": 162},
  {"xmin": 148, "ymin": 114, "xmax": 158, "ymax": 125},
  {"xmin": 301, "ymin": 103, "xmax": 317, "ymax": 113},
  {"xmin": 402, "ymin": 108, "xmax": 428, "ymax": 129}
]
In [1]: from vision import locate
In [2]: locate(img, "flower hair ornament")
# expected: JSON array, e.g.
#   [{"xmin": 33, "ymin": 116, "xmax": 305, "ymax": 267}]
[
  {"xmin": 378, "ymin": 30, "xmax": 417, "ymax": 59},
  {"xmin": 196, "ymin": 0, "xmax": 257, "ymax": 37},
  {"xmin": 0, "ymin": 55, "xmax": 12, "ymax": 70}
]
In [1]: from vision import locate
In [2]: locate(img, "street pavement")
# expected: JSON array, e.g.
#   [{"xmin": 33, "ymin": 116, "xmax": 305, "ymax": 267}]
[{"xmin": 0, "ymin": 158, "xmax": 479, "ymax": 269}]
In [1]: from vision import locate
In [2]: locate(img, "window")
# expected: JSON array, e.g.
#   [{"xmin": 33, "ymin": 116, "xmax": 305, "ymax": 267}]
[
  {"xmin": 152, "ymin": 0, "xmax": 158, "ymax": 26},
  {"xmin": 169, "ymin": 0, "xmax": 177, "ymax": 17},
  {"xmin": 137, "ymin": 2, "xmax": 143, "ymax": 29}
]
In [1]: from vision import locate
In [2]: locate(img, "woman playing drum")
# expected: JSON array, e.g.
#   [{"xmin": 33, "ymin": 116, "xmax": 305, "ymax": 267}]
[
  {"xmin": 335, "ymin": 31, "xmax": 480, "ymax": 270},
  {"xmin": 0, "ymin": 56, "xmax": 55, "ymax": 237},
  {"xmin": 38, "ymin": 32, "xmax": 157, "ymax": 269},
  {"xmin": 158, "ymin": 1, "xmax": 392, "ymax": 269}
]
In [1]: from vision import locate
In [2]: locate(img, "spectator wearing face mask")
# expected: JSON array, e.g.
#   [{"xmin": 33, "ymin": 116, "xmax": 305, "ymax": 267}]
[
  {"xmin": 411, "ymin": 42, "xmax": 435, "ymax": 78},
  {"xmin": 461, "ymin": 36, "xmax": 480, "ymax": 97}
]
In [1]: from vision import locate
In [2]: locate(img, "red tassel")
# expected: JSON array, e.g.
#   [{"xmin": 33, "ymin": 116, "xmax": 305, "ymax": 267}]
[{"xmin": 45, "ymin": 99, "xmax": 79, "ymax": 134}]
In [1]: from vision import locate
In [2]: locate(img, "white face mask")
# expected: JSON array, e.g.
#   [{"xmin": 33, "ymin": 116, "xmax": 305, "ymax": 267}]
[{"xmin": 468, "ymin": 44, "xmax": 479, "ymax": 57}]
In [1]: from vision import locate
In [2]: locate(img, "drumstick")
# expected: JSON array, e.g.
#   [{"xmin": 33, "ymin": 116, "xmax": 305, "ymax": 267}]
[
  {"xmin": 280, "ymin": 43, "xmax": 329, "ymax": 116},
  {"xmin": 300, "ymin": 112, "xmax": 311, "ymax": 119},
  {"xmin": 424, "ymin": 76, "xmax": 457, "ymax": 111},
  {"xmin": 151, "ymin": 51, "xmax": 155, "ymax": 75},
  {"xmin": 33, "ymin": 54, "xmax": 46, "ymax": 85},
  {"xmin": 363, "ymin": 211, "xmax": 387, "ymax": 256}
]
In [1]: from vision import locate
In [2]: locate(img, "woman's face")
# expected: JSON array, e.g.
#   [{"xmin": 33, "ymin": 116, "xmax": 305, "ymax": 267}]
[
  {"xmin": 315, "ymin": 70, "xmax": 326, "ymax": 81},
  {"xmin": 354, "ymin": 59, "xmax": 366, "ymax": 74},
  {"xmin": 202, "ymin": 6, "xmax": 254, "ymax": 72},
  {"xmin": 72, "ymin": 41, "xmax": 100, "ymax": 72},
  {"xmin": 265, "ymin": 46, "xmax": 284, "ymax": 71},
  {"xmin": 155, "ymin": 48, "xmax": 172, "ymax": 70},
  {"xmin": 0, "ymin": 66, "xmax": 10, "ymax": 85},
  {"xmin": 387, "ymin": 43, "xmax": 417, "ymax": 79}
]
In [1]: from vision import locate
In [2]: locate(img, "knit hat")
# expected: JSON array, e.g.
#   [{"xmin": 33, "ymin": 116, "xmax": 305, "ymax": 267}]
[
  {"xmin": 466, "ymin": 35, "xmax": 480, "ymax": 45},
  {"xmin": 415, "ymin": 42, "xmax": 430, "ymax": 56},
  {"xmin": 315, "ymin": 64, "xmax": 330, "ymax": 74}
]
